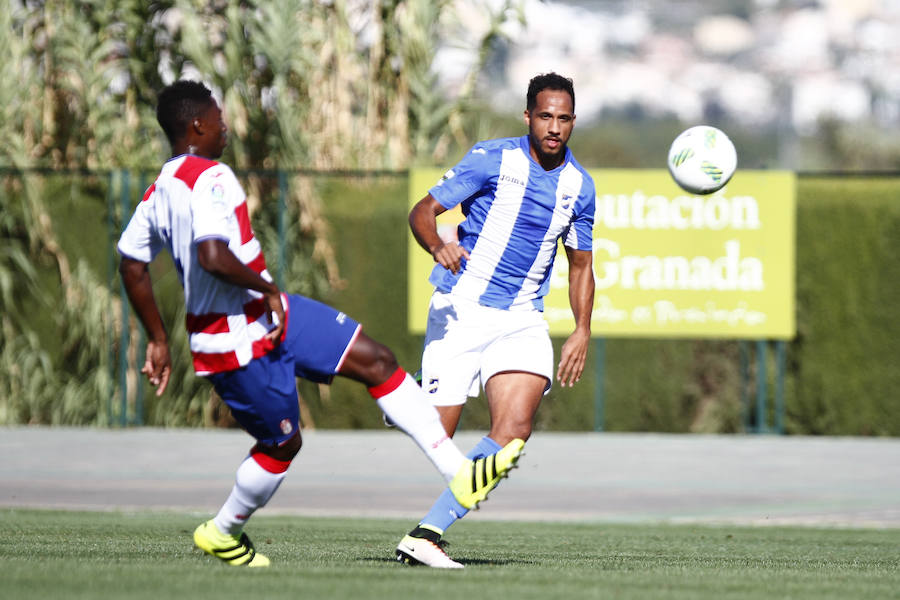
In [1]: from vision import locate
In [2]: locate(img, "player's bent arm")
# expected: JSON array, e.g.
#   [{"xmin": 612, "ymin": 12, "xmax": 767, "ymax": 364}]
[
  {"xmin": 196, "ymin": 239, "xmax": 280, "ymax": 296},
  {"xmin": 196, "ymin": 239, "xmax": 285, "ymax": 341},
  {"xmin": 409, "ymin": 194, "xmax": 448, "ymax": 255},
  {"xmin": 409, "ymin": 194, "xmax": 469, "ymax": 274}
]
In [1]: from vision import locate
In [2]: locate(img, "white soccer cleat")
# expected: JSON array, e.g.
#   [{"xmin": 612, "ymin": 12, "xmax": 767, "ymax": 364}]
[{"xmin": 396, "ymin": 534, "xmax": 463, "ymax": 569}]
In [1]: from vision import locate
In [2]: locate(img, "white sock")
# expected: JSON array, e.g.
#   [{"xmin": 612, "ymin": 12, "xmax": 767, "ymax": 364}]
[
  {"xmin": 213, "ymin": 455, "xmax": 287, "ymax": 536},
  {"xmin": 372, "ymin": 370, "xmax": 466, "ymax": 481}
]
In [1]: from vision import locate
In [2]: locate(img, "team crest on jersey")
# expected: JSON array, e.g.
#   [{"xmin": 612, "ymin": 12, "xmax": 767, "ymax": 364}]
[
  {"xmin": 559, "ymin": 193, "xmax": 573, "ymax": 209},
  {"xmin": 210, "ymin": 183, "xmax": 229, "ymax": 217}
]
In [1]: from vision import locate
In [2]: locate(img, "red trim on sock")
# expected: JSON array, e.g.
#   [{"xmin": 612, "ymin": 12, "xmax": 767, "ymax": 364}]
[
  {"xmin": 367, "ymin": 367, "xmax": 407, "ymax": 399},
  {"xmin": 251, "ymin": 451, "xmax": 291, "ymax": 474}
]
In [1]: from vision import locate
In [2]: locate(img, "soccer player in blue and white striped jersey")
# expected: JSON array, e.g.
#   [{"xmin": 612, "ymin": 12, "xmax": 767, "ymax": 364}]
[{"xmin": 396, "ymin": 73, "xmax": 596, "ymax": 568}]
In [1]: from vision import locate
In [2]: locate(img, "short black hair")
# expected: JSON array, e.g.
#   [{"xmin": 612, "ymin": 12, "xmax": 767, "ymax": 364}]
[
  {"xmin": 526, "ymin": 72, "xmax": 575, "ymax": 112},
  {"xmin": 156, "ymin": 80, "xmax": 214, "ymax": 146}
]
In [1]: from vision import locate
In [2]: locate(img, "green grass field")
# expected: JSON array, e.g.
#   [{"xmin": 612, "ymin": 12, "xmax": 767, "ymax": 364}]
[{"xmin": 2, "ymin": 509, "xmax": 898, "ymax": 599}]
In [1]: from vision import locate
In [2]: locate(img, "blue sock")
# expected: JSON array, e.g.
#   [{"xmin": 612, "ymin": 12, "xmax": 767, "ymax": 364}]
[{"xmin": 419, "ymin": 436, "xmax": 503, "ymax": 534}]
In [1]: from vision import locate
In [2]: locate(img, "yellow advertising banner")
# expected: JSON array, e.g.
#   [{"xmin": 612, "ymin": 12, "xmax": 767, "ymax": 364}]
[{"xmin": 408, "ymin": 168, "xmax": 796, "ymax": 340}]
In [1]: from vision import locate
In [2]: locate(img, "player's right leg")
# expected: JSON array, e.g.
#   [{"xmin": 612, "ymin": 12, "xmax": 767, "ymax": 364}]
[
  {"xmin": 193, "ymin": 519, "xmax": 269, "ymax": 567},
  {"xmin": 196, "ymin": 347, "xmax": 303, "ymax": 567},
  {"xmin": 193, "ymin": 435, "xmax": 298, "ymax": 567}
]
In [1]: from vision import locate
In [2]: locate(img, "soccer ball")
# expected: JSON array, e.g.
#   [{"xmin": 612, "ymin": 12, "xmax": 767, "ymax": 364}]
[{"xmin": 667, "ymin": 125, "xmax": 737, "ymax": 195}]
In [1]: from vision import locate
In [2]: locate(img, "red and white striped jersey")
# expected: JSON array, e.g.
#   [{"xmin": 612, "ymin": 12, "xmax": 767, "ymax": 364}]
[{"xmin": 117, "ymin": 154, "xmax": 283, "ymax": 375}]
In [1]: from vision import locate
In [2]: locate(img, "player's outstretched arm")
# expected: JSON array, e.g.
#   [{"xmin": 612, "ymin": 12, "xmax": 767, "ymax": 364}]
[
  {"xmin": 119, "ymin": 257, "xmax": 171, "ymax": 395},
  {"xmin": 557, "ymin": 247, "xmax": 594, "ymax": 387},
  {"xmin": 409, "ymin": 194, "xmax": 469, "ymax": 274},
  {"xmin": 196, "ymin": 239, "xmax": 284, "ymax": 343}
]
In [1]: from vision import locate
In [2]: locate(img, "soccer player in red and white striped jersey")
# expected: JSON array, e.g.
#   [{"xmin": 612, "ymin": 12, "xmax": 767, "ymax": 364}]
[{"xmin": 118, "ymin": 81, "xmax": 523, "ymax": 567}]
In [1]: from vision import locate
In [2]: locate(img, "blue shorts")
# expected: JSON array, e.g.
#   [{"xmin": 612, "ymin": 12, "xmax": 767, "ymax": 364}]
[{"xmin": 208, "ymin": 294, "xmax": 361, "ymax": 445}]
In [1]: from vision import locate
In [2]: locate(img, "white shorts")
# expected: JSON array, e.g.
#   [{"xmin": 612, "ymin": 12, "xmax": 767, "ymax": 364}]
[{"xmin": 420, "ymin": 291, "xmax": 553, "ymax": 407}]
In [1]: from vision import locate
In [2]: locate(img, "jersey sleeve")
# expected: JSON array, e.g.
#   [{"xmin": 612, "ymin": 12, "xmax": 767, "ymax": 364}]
[
  {"xmin": 563, "ymin": 175, "xmax": 596, "ymax": 251},
  {"xmin": 190, "ymin": 165, "xmax": 243, "ymax": 243},
  {"xmin": 428, "ymin": 143, "xmax": 495, "ymax": 209},
  {"xmin": 117, "ymin": 195, "xmax": 163, "ymax": 263}
]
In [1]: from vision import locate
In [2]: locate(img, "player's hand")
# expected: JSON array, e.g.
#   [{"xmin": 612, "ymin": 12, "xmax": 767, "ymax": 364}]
[
  {"xmin": 432, "ymin": 242, "xmax": 470, "ymax": 274},
  {"xmin": 556, "ymin": 328, "xmax": 590, "ymax": 387},
  {"xmin": 142, "ymin": 340, "xmax": 172, "ymax": 396},
  {"xmin": 264, "ymin": 290, "xmax": 286, "ymax": 344}
]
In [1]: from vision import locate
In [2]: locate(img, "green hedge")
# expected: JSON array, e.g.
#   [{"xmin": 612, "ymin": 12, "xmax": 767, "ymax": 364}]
[{"xmin": 790, "ymin": 177, "xmax": 900, "ymax": 435}]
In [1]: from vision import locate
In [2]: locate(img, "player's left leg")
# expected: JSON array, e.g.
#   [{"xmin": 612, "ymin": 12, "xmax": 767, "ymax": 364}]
[
  {"xmin": 398, "ymin": 373, "xmax": 544, "ymax": 567},
  {"xmin": 398, "ymin": 310, "xmax": 551, "ymax": 568},
  {"xmin": 396, "ymin": 428, "xmax": 505, "ymax": 569}
]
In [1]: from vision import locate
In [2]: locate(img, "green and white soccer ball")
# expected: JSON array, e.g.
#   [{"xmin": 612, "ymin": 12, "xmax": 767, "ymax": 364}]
[{"xmin": 667, "ymin": 125, "xmax": 737, "ymax": 195}]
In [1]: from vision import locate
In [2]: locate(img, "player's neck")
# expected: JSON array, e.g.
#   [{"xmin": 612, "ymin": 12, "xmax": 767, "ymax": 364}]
[{"xmin": 171, "ymin": 141, "xmax": 216, "ymax": 160}]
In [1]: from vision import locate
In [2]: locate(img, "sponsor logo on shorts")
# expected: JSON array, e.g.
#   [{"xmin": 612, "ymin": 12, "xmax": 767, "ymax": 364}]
[
  {"xmin": 431, "ymin": 434, "xmax": 449, "ymax": 449},
  {"xmin": 335, "ymin": 312, "xmax": 347, "ymax": 324},
  {"xmin": 280, "ymin": 419, "xmax": 293, "ymax": 435},
  {"xmin": 426, "ymin": 377, "xmax": 439, "ymax": 394}
]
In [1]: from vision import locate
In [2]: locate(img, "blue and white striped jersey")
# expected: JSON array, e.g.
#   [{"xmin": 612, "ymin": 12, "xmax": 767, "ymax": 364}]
[{"xmin": 428, "ymin": 135, "xmax": 595, "ymax": 311}]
